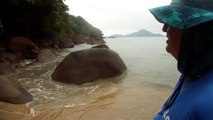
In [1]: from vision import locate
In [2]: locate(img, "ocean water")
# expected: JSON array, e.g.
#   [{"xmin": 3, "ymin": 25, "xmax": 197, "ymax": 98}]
[{"xmin": 105, "ymin": 37, "xmax": 180, "ymax": 87}]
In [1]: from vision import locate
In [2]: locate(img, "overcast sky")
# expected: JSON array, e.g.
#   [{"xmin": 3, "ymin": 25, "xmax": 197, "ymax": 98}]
[{"xmin": 64, "ymin": 0, "xmax": 170, "ymax": 36}]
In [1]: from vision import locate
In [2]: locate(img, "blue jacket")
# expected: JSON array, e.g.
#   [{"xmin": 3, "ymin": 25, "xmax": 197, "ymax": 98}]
[{"xmin": 154, "ymin": 70, "xmax": 213, "ymax": 120}]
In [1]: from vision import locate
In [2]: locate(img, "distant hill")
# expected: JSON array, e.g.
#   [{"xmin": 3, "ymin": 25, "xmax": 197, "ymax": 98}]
[
  {"xmin": 108, "ymin": 29, "xmax": 164, "ymax": 38},
  {"xmin": 126, "ymin": 29, "xmax": 164, "ymax": 37},
  {"xmin": 107, "ymin": 34, "xmax": 124, "ymax": 38}
]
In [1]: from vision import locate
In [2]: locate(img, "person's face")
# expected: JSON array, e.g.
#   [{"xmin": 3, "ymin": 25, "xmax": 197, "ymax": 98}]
[{"xmin": 162, "ymin": 24, "xmax": 183, "ymax": 59}]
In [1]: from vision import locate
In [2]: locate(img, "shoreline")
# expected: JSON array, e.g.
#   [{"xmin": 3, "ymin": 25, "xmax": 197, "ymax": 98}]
[{"xmin": 0, "ymin": 83, "xmax": 172, "ymax": 120}]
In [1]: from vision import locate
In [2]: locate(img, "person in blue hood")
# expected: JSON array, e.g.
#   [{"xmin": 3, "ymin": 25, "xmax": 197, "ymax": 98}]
[{"xmin": 150, "ymin": 0, "xmax": 213, "ymax": 119}]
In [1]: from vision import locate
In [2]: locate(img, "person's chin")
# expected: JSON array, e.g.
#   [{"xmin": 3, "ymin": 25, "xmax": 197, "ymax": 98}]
[
  {"xmin": 166, "ymin": 46, "xmax": 171, "ymax": 53},
  {"xmin": 166, "ymin": 47, "xmax": 178, "ymax": 59}
]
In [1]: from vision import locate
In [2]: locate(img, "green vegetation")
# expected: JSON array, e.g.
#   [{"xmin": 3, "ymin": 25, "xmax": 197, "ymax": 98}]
[{"xmin": 0, "ymin": 0, "xmax": 103, "ymax": 45}]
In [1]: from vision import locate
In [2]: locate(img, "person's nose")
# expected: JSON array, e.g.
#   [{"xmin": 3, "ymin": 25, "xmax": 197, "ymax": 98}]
[{"xmin": 162, "ymin": 24, "xmax": 168, "ymax": 32}]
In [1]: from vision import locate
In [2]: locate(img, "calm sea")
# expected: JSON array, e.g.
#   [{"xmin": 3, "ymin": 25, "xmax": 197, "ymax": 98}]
[{"xmin": 105, "ymin": 37, "xmax": 180, "ymax": 87}]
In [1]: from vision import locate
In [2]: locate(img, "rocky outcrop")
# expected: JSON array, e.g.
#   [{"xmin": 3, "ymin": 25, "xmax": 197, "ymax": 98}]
[
  {"xmin": 92, "ymin": 44, "xmax": 109, "ymax": 49},
  {"xmin": 51, "ymin": 48, "xmax": 127, "ymax": 85},
  {"xmin": 59, "ymin": 38, "xmax": 75, "ymax": 48},
  {"xmin": 0, "ymin": 76, "xmax": 33, "ymax": 104},
  {"xmin": 72, "ymin": 35, "xmax": 105, "ymax": 45},
  {"xmin": 8, "ymin": 36, "xmax": 40, "ymax": 59},
  {"xmin": 36, "ymin": 35, "xmax": 105, "ymax": 49},
  {"xmin": 86, "ymin": 37, "xmax": 105, "ymax": 45}
]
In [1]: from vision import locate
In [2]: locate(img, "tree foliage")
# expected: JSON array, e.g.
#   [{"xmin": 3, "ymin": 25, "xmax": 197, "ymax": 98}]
[{"xmin": 0, "ymin": 0, "xmax": 103, "ymax": 43}]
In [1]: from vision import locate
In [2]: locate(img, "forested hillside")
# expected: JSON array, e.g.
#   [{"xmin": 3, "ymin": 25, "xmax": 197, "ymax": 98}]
[{"xmin": 0, "ymin": 0, "xmax": 104, "ymax": 47}]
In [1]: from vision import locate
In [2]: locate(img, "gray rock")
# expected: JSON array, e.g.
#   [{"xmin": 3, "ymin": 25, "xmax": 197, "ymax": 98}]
[
  {"xmin": 8, "ymin": 36, "xmax": 39, "ymax": 59},
  {"xmin": 36, "ymin": 49, "xmax": 56, "ymax": 63},
  {"xmin": 51, "ymin": 48, "xmax": 127, "ymax": 84},
  {"xmin": 0, "ymin": 62, "xmax": 16, "ymax": 75},
  {"xmin": 0, "ymin": 76, "xmax": 33, "ymax": 104},
  {"xmin": 0, "ymin": 52, "xmax": 18, "ymax": 63},
  {"xmin": 0, "ymin": 53, "xmax": 18, "ymax": 75},
  {"xmin": 59, "ymin": 38, "xmax": 75, "ymax": 48}
]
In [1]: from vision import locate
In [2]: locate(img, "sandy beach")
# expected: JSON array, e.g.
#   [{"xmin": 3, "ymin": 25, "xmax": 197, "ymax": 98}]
[{"xmin": 0, "ymin": 82, "xmax": 173, "ymax": 120}]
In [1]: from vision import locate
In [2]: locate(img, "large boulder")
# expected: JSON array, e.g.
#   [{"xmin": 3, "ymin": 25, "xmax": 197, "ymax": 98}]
[
  {"xmin": 0, "ymin": 76, "xmax": 33, "ymax": 104},
  {"xmin": 0, "ymin": 52, "xmax": 18, "ymax": 63},
  {"xmin": 0, "ymin": 52, "xmax": 18, "ymax": 75},
  {"xmin": 51, "ymin": 48, "xmax": 127, "ymax": 84},
  {"xmin": 0, "ymin": 62, "xmax": 16, "ymax": 75},
  {"xmin": 36, "ymin": 49, "xmax": 56, "ymax": 63},
  {"xmin": 8, "ymin": 36, "xmax": 40, "ymax": 59}
]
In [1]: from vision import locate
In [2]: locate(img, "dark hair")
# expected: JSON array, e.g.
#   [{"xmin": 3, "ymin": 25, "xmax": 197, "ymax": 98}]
[{"xmin": 178, "ymin": 20, "xmax": 213, "ymax": 80}]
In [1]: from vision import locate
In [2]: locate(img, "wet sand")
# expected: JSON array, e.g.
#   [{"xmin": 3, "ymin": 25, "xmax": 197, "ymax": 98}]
[{"xmin": 0, "ymin": 84, "xmax": 172, "ymax": 120}]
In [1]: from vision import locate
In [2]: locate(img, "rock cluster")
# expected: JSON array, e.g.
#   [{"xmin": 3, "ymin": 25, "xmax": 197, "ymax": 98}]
[
  {"xmin": 0, "ymin": 36, "xmax": 57, "ymax": 104},
  {"xmin": 0, "ymin": 37, "xmax": 126, "ymax": 104}
]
